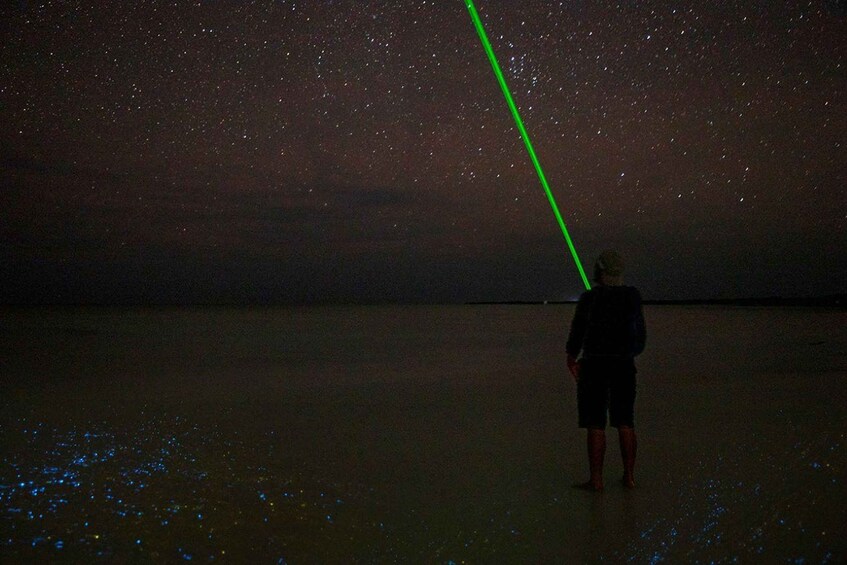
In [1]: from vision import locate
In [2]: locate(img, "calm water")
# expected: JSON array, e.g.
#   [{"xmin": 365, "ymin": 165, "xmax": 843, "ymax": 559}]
[{"xmin": 1, "ymin": 305, "xmax": 845, "ymax": 562}]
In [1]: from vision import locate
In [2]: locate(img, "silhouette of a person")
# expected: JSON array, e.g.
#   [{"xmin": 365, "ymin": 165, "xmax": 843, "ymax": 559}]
[{"xmin": 566, "ymin": 250, "xmax": 646, "ymax": 491}]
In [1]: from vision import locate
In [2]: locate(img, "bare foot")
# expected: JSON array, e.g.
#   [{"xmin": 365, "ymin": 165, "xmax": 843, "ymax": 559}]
[{"xmin": 573, "ymin": 481, "xmax": 604, "ymax": 492}]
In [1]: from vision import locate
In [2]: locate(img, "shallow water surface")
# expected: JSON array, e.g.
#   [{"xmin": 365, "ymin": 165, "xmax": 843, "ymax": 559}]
[{"xmin": 1, "ymin": 305, "xmax": 845, "ymax": 562}]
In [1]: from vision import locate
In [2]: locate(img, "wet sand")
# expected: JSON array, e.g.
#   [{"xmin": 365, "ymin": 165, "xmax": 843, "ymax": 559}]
[{"xmin": 1, "ymin": 305, "xmax": 845, "ymax": 562}]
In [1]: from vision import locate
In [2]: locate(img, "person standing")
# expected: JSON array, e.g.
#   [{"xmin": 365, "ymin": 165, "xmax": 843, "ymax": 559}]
[{"xmin": 566, "ymin": 250, "xmax": 646, "ymax": 491}]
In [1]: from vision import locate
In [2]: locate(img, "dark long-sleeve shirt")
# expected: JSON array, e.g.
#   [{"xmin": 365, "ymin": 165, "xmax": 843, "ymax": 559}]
[{"xmin": 566, "ymin": 285, "xmax": 646, "ymax": 359}]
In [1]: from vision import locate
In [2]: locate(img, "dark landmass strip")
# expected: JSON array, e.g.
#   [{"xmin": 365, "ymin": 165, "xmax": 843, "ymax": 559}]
[
  {"xmin": 0, "ymin": 295, "xmax": 844, "ymax": 308},
  {"xmin": 468, "ymin": 294, "xmax": 847, "ymax": 308}
]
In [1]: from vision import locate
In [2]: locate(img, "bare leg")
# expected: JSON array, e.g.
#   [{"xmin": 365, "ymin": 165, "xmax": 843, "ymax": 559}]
[
  {"xmin": 618, "ymin": 426, "xmax": 637, "ymax": 488},
  {"xmin": 584, "ymin": 428, "xmax": 606, "ymax": 491}
]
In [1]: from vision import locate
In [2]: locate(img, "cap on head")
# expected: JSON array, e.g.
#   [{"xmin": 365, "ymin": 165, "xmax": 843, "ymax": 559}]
[{"xmin": 593, "ymin": 250, "xmax": 625, "ymax": 282}]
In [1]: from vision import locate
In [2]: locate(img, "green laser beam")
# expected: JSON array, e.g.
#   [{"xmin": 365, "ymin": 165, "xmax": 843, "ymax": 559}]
[{"xmin": 465, "ymin": 0, "xmax": 591, "ymax": 291}]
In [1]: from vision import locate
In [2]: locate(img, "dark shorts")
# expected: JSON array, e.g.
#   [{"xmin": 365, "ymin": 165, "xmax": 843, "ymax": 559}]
[{"xmin": 577, "ymin": 357, "xmax": 637, "ymax": 429}]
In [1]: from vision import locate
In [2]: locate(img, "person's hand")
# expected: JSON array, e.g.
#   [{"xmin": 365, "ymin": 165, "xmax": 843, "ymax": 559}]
[{"xmin": 567, "ymin": 355, "xmax": 580, "ymax": 382}]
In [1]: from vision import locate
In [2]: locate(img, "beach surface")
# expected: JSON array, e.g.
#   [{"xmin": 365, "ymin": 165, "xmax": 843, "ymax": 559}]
[{"xmin": 1, "ymin": 305, "xmax": 845, "ymax": 562}]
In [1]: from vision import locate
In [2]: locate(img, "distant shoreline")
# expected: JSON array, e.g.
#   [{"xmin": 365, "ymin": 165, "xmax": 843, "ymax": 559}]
[
  {"xmin": 1, "ymin": 294, "xmax": 844, "ymax": 308},
  {"xmin": 467, "ymin": 295, "xmax": 846, "ymax": 308}
]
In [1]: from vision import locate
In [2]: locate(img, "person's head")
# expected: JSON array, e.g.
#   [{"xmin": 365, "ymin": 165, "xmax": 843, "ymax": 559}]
[{"xmin": 593, "ymin": 250, "xmax": 625, "ymax": 286}]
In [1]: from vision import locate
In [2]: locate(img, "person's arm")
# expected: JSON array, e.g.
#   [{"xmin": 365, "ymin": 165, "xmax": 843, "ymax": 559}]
[
  {"xmin": 632, "ymin": 288, "xmax": 646, "ymax": 356},
  {"xmin": 566, "ymin": 292, "xmax": 591, "ymax": 378}
]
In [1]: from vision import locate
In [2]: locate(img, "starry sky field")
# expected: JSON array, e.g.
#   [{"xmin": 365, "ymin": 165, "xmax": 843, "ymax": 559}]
[{"xmin": 2, "ymin": 1, "xmax": 845, "ymax": 304}]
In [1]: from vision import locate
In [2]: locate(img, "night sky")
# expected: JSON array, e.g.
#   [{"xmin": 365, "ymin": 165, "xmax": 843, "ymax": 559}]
[{"xmin": 2, "ymin": 1, "xmax": 845, "ymax": 304}]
